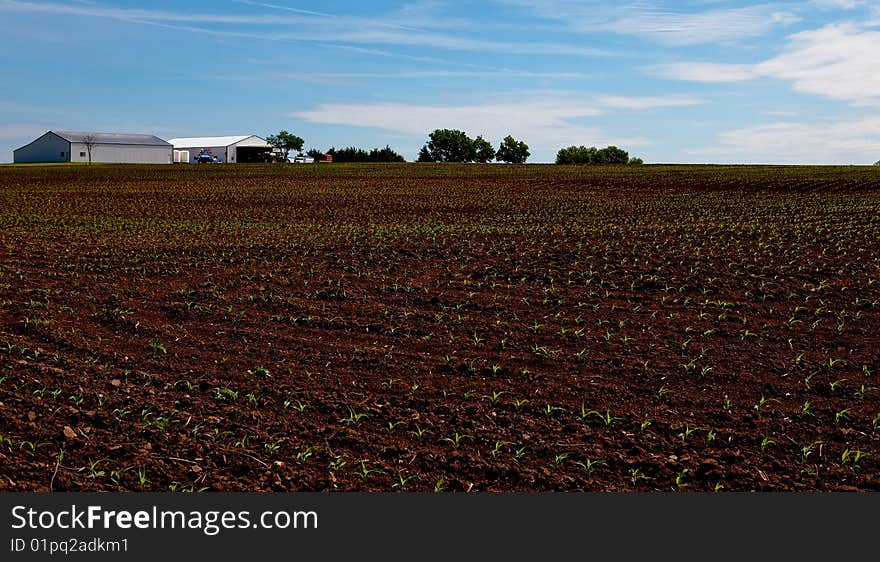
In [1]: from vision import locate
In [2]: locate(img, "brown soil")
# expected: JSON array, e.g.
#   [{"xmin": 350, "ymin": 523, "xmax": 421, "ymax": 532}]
[{"xmin": 1, "ymin": 163, "xmax": 878, "ymax": 491}]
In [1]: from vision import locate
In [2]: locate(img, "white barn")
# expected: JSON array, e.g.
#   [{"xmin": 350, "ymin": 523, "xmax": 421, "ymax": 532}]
[
  {"xmin": 167, "ymin": 135, "xmax": 273, "ymax": 163},
  {"xmin": 13, "ymin": 130, "xmax": 172, "ymax": 164}
]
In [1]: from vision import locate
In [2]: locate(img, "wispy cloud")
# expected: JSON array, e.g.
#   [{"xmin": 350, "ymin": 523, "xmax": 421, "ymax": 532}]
[
  {"xmin": 0, "ymin": 0, "xmax": 610, "ymax": 57},
  {"xmin": 269, "ymin": 70, "xmax": 592, "ymax": 85},
  {"xmin": 289, "ymin": 94, "xmax": 701, "ymax": 155},
  {"xmin": 646, "ymin": 62, "xmax": 758, "ymax": 83},
  {"xmin": 494, "ymin": 1, "xmax": 800, "ymax": 45},
  {"xmin": 687, "ymin": 117, "xmax": 880, "ymax": 164},
  {"xmin": 649, "ymin": 22, "xmax": 880, "ymax": 106}
]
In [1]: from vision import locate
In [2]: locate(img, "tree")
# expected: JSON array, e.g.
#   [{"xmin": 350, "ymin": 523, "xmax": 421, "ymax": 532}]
[
  {"xmin": 420, "ymin": 129, "xmax": 476, "ymax": 162},
  {"xmin": 368, "ymin": 145, "xmax": 406, "ymax": 162},
  {"xmin": 417, "ymin": 146, "xmax": 433, "ymax": 162},
  {"xmin": 473, "ymin": 136, "xmax": 496, "ymax": 163},
  {"xmin": 874, "ymin": 160, "xmax": 880, "ymax": 166},
  {"xmin": 265, "ymin": 130, "xmax": 304, "ymax": 161},
  {"xmin": 555, "ymin": 145, "xmax": 596, "ymax": 164},
  {"xmin": 306, "ymin": 148, "xmax": 324, "ymax": 160},
  {"xmin": 556, "ymin": 145, "xmax": 638, "ymax": 165},
  {"xmin": 629, "ymin": 157, "xmax": 644, "ymax": 165},
  {"xmin": 82, "ymin": 133, "xmax": 97, "ymax": 165},
  {"xmin": 597, "ymin": 145, "xmax": 629, "ymax": 164},
  {"xmin": 496, "ymin": 135, "xmax": 530, "ymax": 164}
]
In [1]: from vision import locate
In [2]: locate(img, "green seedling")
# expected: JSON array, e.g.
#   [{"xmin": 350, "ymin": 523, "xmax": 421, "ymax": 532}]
[
  {"xmin": 801, "ymin": 401, "xmax": 814, "ymax": 417},
  {"xmin": 410, "ymin": 425, "xmax": 432, "ymax": 441},
  {"xmin": 834, "ymin": 408, "xmax": 851, "ymax": 424},
  {"xmin": 829, "ymin": 379, "xmax": 846, "ymax": 392},
  {"xmin": 679, "ymin": 424, "xmax": 701, "ymax": 442},
  {"xmin": 354, "ymin": 460, "xmax": 384, "ymax": 482},
  {"xmin": 441, "ymin": 432, "xmax": 473, "ymax": 448},
  {"xmin": 328, "ymin": 455, "xmax": 346, "ymax": 472},
  {"xmin": 392, "ymin": 470, "xmax": 418, "ymax": 490},
  {"xmin": 214, "ymin": 387, "xmax": 238, "ymax": 401},
  {"xmin": 630, "ymin": 468, "xmax": 646, "ymax": 485},
  {"xmin": 571, "ymin": 458, "xmax": 606, "ymax": 475},
  {"xmin": 490, "ymin": 441, "xmax": 509, "ymax": 456},
  {"xmin": 295, "ymin": 446, "xmax": 313, "ymax": 462},
  {"xmin": 675, "ymin": 469, "xmax": 689, "ymax": 490},
  {"xmin": 753, "ymin": 395, "xmax": 778, "ymax": 413},
  {"xmin": 513, "ymin": 398, "xmax": 529, "ymax": 410},
  {"xmin": 338, "ymin": 407, "xmax": 370, "ymax": 426},
  {"xmin": 802, "ymin": 441, "xmax": 822, "ymax": 462},
  {"xmin": 484, "ymin": 390, "xmax": 507, "ymax": 404},
  {"xmin": 264, "ymin": 439, "xmax": 284, "ymax": 453},
  {"xmin": 761, "ymin": 437, "xmax": 776, "ymax": 453},
  {"xmin": 386, "ymin": 420, "xmax": 406, "ymax": 434},
  {"xmin": 80, "ymin": 458, "xmax": 109, "ymax": 479},
  {"xmin": 148, "ymin": 339, "xmax": 166, "ymax": 358},
  {"xmin": 554, "ymin": 452, "xmax": 572, "ymax": 464},
  {"xmin": 840, "ymin": 449, "xmax": 869, "ymax": 468},
  {"xmin": 543, "ymin": 404, "xmax": 566, "ymax": 416}
]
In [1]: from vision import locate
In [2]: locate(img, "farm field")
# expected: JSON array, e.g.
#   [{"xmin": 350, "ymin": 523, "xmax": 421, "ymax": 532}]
[{"xmin": 0, "ymin": 163, "xmax": 878, "ymax": 492}]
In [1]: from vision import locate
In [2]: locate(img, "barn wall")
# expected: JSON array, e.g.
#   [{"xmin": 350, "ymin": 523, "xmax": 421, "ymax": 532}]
[
  {"xmin": 69, "ymin": 143, "xmax": 172, "ymax": 164},
  {"xmin": 13, "ymin": 133, "xmax": 70, "ymax": 163}
]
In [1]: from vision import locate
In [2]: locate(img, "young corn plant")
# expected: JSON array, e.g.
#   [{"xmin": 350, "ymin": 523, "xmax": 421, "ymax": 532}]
[
  {"xmin": 840, "ymin": 449, "xmax": 869, "ymax": 469},
  {"xmin": 441, "ymin": 432, "xmax": 473, "ymax": 448},
  {"xmin": 392, "ymin": 470, "xmax": 419, "ymax": 490},
  {"xmin": 354, "ymin": 460, "xmax": 384, "ymax": 482},
  {"xmin": 338, "ymin": 407, "xmax": 370, "ymax": 426}
]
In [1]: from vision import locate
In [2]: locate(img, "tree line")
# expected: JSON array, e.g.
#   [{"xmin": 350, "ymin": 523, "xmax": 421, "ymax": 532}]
[
  {"xmin": 266, "ymin": 129, "xmax": 644, "ymax": 164},
  {"xmin": 555, "ymin": 145, "xmax": 643, "ymax": 165},
  {"xmin": 416, "ymin": 130, "xmax": 531, "ymax": 163}
]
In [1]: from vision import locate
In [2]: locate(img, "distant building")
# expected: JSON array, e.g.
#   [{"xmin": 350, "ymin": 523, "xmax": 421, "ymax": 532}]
[
  {"xmin": 167, "ymin": 135, "xmax": 273, "ymax": 163},
  {"xmin": 13, "ymin": 130, "xmax": 172, "ymax": 164}
]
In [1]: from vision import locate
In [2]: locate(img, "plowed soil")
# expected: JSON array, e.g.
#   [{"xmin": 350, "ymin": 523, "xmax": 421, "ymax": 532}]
[{"xmin": 1, "ymin": 163, "xmax": 878, "ymax": 491}]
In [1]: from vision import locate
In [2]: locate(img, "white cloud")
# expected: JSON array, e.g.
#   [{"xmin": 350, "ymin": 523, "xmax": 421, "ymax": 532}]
[
  {"xmin": 651, "ymin": 22, "xmax": 880, "ymax": 106},
  {"xmin": 687, "ymin": 118, "xmax": 880, "ymax": 164},
  {"xmin": 647, "ymin": 62, "xmax": 758, "ymax": 83},
  {"xmin": 0, "ymin": 0, "xmax": 609, "ymax": 57},
  {"xmin": 495, "ymin": 1, "xmax": 799, "ymax": 45},
  {"xmin": 603, "ymin": 5, "xmax": 800, "ymax": 46},
  {"xmin": 754, "ymin": 23, "xmax": 880, "ymax": 105},
  {"xmin": 289, "ymin": 95, "xmax": 701, "ymax": 155}
]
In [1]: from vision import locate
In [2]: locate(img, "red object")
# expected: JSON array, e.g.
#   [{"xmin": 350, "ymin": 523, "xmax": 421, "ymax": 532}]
[{"xmin": 323, "ymin": 154, "xmax": 333, "ymax": 162}]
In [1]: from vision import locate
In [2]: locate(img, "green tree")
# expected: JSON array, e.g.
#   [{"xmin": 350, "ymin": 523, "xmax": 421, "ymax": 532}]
[
  {"xmin": 368, "ymin": 145, "xmax": 406, "ymax": 162},
  {"xmin": 421, "ymin": 129, "xmax": 476, "ymax": 162},
  {"xmin": 496, "ymin": 135, "xmax": 530, "ymax": 164},
  {"xmin": 473, "ymin": 136, "xmax": 496, "ymax": 163},
  {"xmin": 556, "ymin": 145, "xmax": 595, "ymax": 164},
  {"xmin": 597, "ymin": 145, "xmax": 629, "ymax": 164},
  {"xmin": 265, "ymin": 130, "xmax": 305, "ymax": 161},
  {"xmin": 556, "ymin": 145, "xmax": 638, "ymax": 165},
  {"xmin": 417, "ymin": 146, "xmax": 433, "ymax": 162}
]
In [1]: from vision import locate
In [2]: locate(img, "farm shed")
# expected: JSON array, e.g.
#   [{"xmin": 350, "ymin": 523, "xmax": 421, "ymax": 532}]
[
  {"xmin": 167, "ymin": 135, "xmax": 273, "ymax": 163},
  {"xmin": 13, "ymin": 130, "xmax": 172, "ymax": 164}
]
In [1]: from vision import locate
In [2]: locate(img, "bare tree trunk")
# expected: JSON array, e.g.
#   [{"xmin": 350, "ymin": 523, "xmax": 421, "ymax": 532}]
[{"xmin": 83, "ymin": 133, "xmax": 96, "ymax": 165}]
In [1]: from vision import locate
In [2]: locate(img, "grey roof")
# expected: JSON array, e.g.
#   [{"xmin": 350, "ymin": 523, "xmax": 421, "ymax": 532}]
[{"xmin": 52, "ymin": 130, "xmax": 171, "ymax": 146}]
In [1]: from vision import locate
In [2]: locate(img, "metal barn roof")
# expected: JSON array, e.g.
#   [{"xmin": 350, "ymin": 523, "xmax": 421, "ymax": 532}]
[
  {"xmin": 167, "ymin": 135, "xmax": 262, "ymax": 148},
  {"xmin": 53, "ymin": 131, "xmax": 171, "ymax": 146}
]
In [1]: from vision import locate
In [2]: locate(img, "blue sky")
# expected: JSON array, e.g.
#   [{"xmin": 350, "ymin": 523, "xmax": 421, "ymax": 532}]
[{"xmin": 2, "ymin": 0, "xmax": 879, "ymax": 163}]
